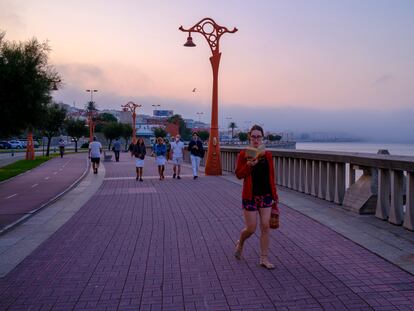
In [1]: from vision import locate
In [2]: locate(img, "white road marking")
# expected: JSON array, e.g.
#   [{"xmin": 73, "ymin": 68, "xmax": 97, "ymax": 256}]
[
  {"xmin": 53, "ymin": 172, "xmax": 58, "ymax": 175},
  {"xmin": 31, "ymin": 183, "xmax": 39, "ymax": 188},
  {"xmin": 6, "ymin": 193, "xmax": 17, "ymax": 199},
  {"xmin": 44, "ymin": 176, "xmax": 50, "ymax": 180}
]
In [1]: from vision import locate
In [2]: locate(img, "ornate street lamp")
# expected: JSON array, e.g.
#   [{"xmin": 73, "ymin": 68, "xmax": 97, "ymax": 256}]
[
  {"xmin": 179, "ymin": 18, "xmax": 237, "ymax": 175},
  {"xmin": 86, "ymin": 89, "xmax": 98, "ymax": 142},
  {"xmin": 121, "ymin": 101, "xmax": 142, "ymax": 144}
]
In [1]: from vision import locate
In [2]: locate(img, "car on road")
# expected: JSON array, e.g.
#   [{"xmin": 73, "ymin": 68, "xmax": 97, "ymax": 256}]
[
  {"xmin": 0, "ymin": 141, "xmax": 12, "ymax": 149},
  {"xmin": 8, "ymin": 140, "xmax": 24, "ymax": 149}
]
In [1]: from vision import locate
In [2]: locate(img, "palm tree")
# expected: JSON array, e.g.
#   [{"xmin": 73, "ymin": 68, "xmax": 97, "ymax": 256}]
[{"xmin": 229, "ymin": 122, "xmax": 237, "ymax": 138}]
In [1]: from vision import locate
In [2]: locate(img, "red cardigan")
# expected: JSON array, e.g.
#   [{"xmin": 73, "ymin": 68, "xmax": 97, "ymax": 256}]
[{"xmin": 235, "ymin": 150, "xmax": 278, "ymax": 201}]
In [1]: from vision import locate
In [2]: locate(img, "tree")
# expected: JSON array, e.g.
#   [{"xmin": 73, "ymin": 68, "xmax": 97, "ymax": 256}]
[
  {"xmin": 102, "ymin": 122, "xmax": 124, "ymax": 150},
  {"xmin": 238, "ymin": 132, "xmax": 248, "ymax": 142},
  {"xmin": 95, "ymin": 112, "xmax": 118, "ymax": 132},
  {"xmin": 198, "ymin": 130, "xmax": 210, "ymax": 142},
  {"xmin": 121, "ymin": 123, "xmax": 133, "ymax": 150},
  {"xmin": 153, "ymin": 127, "xmax": 167, "ymax": 139},
  {"xmin": 167, "ymin": 114, "xmax": 191, "ymax": 140},
  {"xmin": 229, "ymin": 122, "xmax": 237, "ymax": 138},
  {"xmin": 0, "ymin": 33, "xmax": 61, "ymax": 149},
  {"xmin": 65, "ymin": 118, "xmax": 87, "ymax": 152},
  {"xmin": 41, "ymin": 103, "xmax": 67, "ymax": 156}
]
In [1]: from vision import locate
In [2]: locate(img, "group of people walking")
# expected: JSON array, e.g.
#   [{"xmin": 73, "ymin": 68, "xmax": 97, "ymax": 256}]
[
  {"xmin": 89, "ymin": 125, "xmax": 279, "ymax": 270},
  {"xmin": 130, "ymin": 132, "xmax": 204, "ymax": 181}
]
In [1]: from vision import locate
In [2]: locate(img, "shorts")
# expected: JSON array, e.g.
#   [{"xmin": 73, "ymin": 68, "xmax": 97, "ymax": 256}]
[
  {"xmin": 156, "ymin": 156, "xmax": 166, "ymax": 166},
  {"xmin": 136, "ymin": 159, "xmax": 144, "ymax": 167},
  {"xmin": 172, "ymin": 157, "xmax": 183, "ymax": 165},
  {"xmin": 91, "ymin": 157, "xmax": 100, "ymax": 164},
  {"xmin": 242, "ymin": 194, "xmax": 272, "ymax": 212}
]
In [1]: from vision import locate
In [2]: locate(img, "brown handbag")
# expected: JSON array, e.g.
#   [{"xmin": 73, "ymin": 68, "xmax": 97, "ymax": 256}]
[{"xmin": 269, "ymin": 201, "xmax": 279, "ymax": 229}]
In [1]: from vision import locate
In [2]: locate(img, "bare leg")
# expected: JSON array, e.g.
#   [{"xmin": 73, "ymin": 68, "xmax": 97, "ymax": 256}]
[
  {"xmin": 258, "ymin": 207, "xmax": 274, "ymax": 269},
  {"xmin": 136, "ymin": 167, "xmax": 140, "ymax": 179},
  {"xmin": 235, "ymin": 210, "xmax": 257, "ymax": 259},
  {"xmin": 177, "ymin": 165, "xmax": 181, "ymax": 176}
]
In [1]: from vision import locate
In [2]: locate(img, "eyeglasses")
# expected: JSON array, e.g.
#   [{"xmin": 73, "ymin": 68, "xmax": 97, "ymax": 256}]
[{"xmin": 250, "ymin": 135, "xmax": 263, "ymax": 139}]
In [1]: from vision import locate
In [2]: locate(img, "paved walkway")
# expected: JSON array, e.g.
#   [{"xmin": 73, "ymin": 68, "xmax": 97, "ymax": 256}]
[
  {"xmin": 0, "ymin": 153, "xmax": 88, "ymax": 232},
  {"xmin": 1, "ymin": 154, "xmax": 414, "ymax": 310}
]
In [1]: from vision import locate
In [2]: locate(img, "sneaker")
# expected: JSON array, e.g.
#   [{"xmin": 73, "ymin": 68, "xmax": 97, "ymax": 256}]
[
  {"xmin": 173, "ymin": 173, "xmax": 176, "ymax": 179},
  {"xmin": 139, "ymin": 178, "xmax": 143, "ymax": 182},
  {"xmin": 234, "ymin": 240, "xmax": 242, "ymax": 260},
  {"xmin": 177, "ymin": 176, "xmax": 181, "ymax": 180},
  {"xmin": 136, "ymin": 176, "xmax": 139, "ymax": 180},
  {"xmin": 193, "ymin": 176, "xmax": 198, "ymax": 180}
]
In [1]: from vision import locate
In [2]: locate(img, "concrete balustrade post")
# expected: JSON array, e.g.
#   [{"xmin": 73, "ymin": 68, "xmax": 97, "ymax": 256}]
[
  {"xmin": 305, "ymin": 160, "xmax": 312, "ymax": 194},
  {"xmin": 298, "ymin": 159, "xmax": 305, "ymax": 192},
  {"xmin": 318, "ymin": 161, "xmax": 327, "ymax": 199},
  {"xmin": 277, "ymin": 157, "xmax": 283, "ymax": 186},
  {"xmin": 404, "ymin": 172, "xmax": 414, "ymax": 231},
  {"xmin": 349, "ymin": 164, "xmax": 356, "ymax": 188},
  {"xmin": 334, "ymin": 163, "xmax": 346, "ymax": 204},
  {"xmin": 282, "ymin": 157, "xmax": 287, "ymax": 187},
  {"xmin": 311, "ymin": 160, "xmax": 319, "ymax": 196},
  {"xmin": 288, "ymin": 158, "xmax": 293, "ymax": 188},
  {"xmin": 375, "ymin": 168, "xmax": 390, "ymax": 220},
  {"xmin": 326, "ymin": 162, "xmax": 335, "ymax": 202},
  {"xmin": 389, "ymin": 170, "xmax": 404, "ymax": 225},
  {"xmin": 293, "ymin": 158, "xmax": 299, "ymax": 190}
]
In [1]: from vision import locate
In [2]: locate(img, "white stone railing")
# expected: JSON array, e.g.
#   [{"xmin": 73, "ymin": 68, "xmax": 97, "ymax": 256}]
[{"xmin": 211, "ymin": 146, "xmax": 414, "ymax": 231}]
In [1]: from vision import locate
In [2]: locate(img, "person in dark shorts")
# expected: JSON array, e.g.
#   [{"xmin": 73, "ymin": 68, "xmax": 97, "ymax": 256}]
[
  {"xmin": 88, "ymin": 137, "xmax": 102, "ymax": 174},
  {"xmin": 234, "ymin": 124, "xmax": 279, "ymax": 269}
]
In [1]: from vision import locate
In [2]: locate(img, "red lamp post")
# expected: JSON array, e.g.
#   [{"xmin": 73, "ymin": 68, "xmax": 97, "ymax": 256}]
[
  {"xmin": 179, "ymin": 18, "xmax": 237, "ymax": 175},
  {"xmin": 85, "ymin": 89, "xmax": 98, "ymax": 142},
  {"xmin": 121, "ymin": 101, "xmax": 142, "ymax": 144},
  {"xmin": 26, "ymin": 78, "xmax": 61, "ymax": 160}
]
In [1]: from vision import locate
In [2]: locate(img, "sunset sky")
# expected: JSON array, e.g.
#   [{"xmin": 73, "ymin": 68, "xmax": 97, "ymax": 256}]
[{"xmin": 2, "ymin": 0, "xmax": 414, "ymax": 141}]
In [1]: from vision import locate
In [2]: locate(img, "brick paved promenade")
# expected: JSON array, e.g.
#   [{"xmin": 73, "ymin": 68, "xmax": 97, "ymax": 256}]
[
  {"xmin": 0, "ymin": 153, "xmax": 88, "ymax": 231},
  {"xmin": 1, "ymin": 153, "xmax": 414, "ymax": 310}
]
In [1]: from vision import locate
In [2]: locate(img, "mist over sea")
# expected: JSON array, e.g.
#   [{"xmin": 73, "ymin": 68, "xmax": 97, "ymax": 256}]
[{"xmin": 296, "ymin": 142, "xmax": 414, "ymax": 157}]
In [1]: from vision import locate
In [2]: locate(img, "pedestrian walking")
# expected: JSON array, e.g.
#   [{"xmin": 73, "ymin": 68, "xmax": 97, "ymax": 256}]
[
  {"xmin": 153, "ymin": 137, "xmax": 167, "ymax": 180},
  {"xmin": 58, "ymin": 138, "xmax": 65, "ymax": 158},
  {"xmin": 112, "ymin": 138, "xmax": 121, "ymax": 162},
  {"xmin": 133, "ymin": 137, "xmax": 146, "ymax": 181},
  {"xmin": 170, "ymin": 134, "xmax": 184, "ymax": 179},
  {"xmin": 88, "ymin": 136, "xmax": 102, "ymax": 174},
  {"xmin": 188, "ymin": 132, "xmax": 204, "ymax": 179},
  {"xmin": 234, "ymin": 124, "xmax": 279, "ymax": 270}
]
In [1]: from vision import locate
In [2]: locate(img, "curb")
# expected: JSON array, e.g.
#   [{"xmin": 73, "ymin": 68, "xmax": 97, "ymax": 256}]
[{"xmin": 0, "ymin": 157, "xmax": 90, "ymax": 236}]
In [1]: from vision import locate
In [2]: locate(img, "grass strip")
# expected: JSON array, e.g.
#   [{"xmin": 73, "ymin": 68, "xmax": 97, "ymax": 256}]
[{"xmin": 0, "ymin": 156, "xmax": 51, "ymax": 182}]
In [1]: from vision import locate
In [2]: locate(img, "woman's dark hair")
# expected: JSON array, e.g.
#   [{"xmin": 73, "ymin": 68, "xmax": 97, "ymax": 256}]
[
  {"xmin": 249, "ymin": 124, "xmax": 264, "ymax": 136},
  {"xmin": 137, "ymin": 137, "xmax": 145, "ymax": 145}
]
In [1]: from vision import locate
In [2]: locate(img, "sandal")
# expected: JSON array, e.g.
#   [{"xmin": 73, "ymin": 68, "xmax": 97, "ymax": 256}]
[
  {"xmin": 259, "ymin": 256, "xmax": 275, "ymax": 270},
  {"xmin": 234, "ymin": 240, "xmax": 243, "ymax": 260}
]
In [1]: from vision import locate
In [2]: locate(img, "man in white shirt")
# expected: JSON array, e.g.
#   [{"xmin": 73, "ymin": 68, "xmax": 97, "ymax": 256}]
[
  {"xmin": 88, "ymin": 136, "xmax": 102, "ymax": 174},
  {"xmin": 170, "ymin": 134, "xmax": 184, "ymax": 179}
]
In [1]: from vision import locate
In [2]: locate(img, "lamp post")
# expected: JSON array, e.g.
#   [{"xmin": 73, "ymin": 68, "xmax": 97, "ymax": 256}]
[
  {"xmin": 122, "ymin": 101, "xmax": 142, "ymax": 144},
  {"xmin": 85, "ymin": 89, "xmax": 98, "ymax": 142},
  {"xmin": 180, "ymin": 18, "xmax": 237, "ymax": 176},
  {"xmin": 26, "ymin": 78, "xmax": 61, "ymax": 160}
]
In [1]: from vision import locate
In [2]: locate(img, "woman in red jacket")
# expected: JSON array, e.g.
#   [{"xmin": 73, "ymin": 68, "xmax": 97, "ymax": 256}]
[{"xmin": 234, "ymin": 124, "xmax": 278, "ymax": 269}]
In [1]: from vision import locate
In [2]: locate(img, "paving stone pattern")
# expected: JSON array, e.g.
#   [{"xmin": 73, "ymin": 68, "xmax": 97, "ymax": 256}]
[{"xmin": 1, "ymin": 155, "xmax": 414, "ymax": 310}]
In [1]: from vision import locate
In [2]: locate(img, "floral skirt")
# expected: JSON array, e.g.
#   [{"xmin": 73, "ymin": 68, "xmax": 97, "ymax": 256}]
[{"xmin": 242, "ymin": 194, "xmax": 272, "ymax": 212}]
